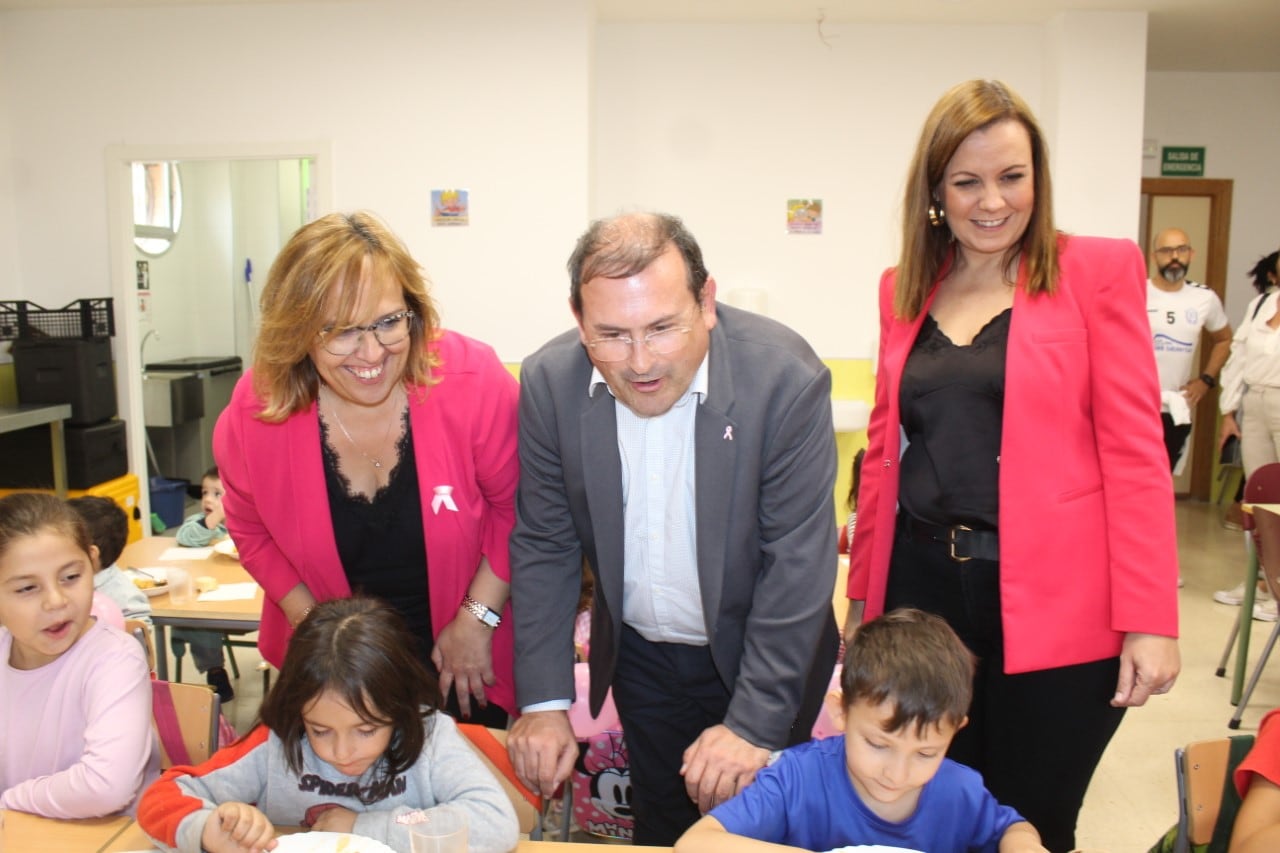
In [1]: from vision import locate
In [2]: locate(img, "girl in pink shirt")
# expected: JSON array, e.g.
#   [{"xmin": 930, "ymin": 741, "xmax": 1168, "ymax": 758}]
[{"xmin": 0, "ymin": 492, "xmax": 159, "ymax": 818}]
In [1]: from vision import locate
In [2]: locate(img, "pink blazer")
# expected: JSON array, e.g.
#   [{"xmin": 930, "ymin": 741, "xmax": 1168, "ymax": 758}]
[
  {"xmin": 213, "ymin": 331, "xmax": 520, "ymax": 713},
  {"xmin": 848, "ymin": 235, "xmax": 1179, "ymax": 673}
]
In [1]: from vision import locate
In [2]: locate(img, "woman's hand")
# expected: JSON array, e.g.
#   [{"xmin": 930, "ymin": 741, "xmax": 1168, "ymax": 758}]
[
  {"xmin": 203, "ymin": 802, "xmax": 277, "ymax": 852},
  {"xmin": 431, "ymin": 612, "xmax": 496, "ymax": 717},
  {"xmin": 1112, "ymin": 633, "xmax": 1180, "ymax": 707}
]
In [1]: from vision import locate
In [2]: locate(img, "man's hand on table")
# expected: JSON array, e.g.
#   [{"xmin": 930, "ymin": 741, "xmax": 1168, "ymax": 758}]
[
  {"xmin": 681, "ymin": 724, "xmax": 771, "ymax": 813},
  {"xmin": 508, "ymin": 709, "xmax": 578, "ymax": 798}
]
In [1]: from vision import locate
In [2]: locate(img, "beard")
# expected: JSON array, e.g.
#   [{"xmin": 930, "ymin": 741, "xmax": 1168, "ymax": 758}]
[{"xmin": 1159, "ymin": 260, "xmax": 1187, "ymax": 284}]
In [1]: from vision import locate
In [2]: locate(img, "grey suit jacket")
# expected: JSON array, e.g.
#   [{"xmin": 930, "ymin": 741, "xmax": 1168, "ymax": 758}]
[{"xmin": 510, "ymin": 303, "xmax": 839, "ymax": 749}]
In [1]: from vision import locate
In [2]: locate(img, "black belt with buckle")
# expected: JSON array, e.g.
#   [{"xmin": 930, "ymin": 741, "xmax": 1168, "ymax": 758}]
[{"xmin": 900, "ymin": 515, "xmax": 999, "ymax": 563}]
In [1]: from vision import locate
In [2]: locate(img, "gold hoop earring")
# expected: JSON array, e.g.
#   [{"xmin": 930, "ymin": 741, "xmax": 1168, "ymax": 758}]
[{"xmin": 927, "ymin": 204, "xmax": 946, "ymax": 228}]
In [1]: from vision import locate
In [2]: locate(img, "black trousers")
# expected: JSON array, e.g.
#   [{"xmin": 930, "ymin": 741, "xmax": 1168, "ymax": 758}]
[
  {"xmin": 611, "ymin": 624, "xmax": 731, "ymax": 846},
  {"xmin": 1162, "ymin": 412, "xmax": 1193, "ymax": 472},
  {"xmin": 886, "ymin": 520, "xmax": 1125, "ymax": 853}
]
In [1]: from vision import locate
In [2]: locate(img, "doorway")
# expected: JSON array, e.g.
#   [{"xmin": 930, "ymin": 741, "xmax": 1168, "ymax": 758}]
[
  {"xmin": 105, "ymin": 142, "xmax": 333, "ymax": 520},
  {"xmin": 1140, "ymin": 177, "xmax": 1233, "ymax": 501}
]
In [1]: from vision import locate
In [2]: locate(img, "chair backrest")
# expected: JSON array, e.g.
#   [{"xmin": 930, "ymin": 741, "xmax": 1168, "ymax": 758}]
[
  {"xmin": 1174, "ymin": 735, "xmax": 1255, "ymax": 852},
  {"xmin": 457, "ymin": 723, "xmax": 542, "ymax": 837},
  {"xmin": 124, "ymin": 619, "xmax": 155, "ymax": 674},
  {"xmin": 1243, "ymin": 463, "xmax": 1280, "ymax": 532},
  {"xmin": 152, "ymin": 680, "xmax": 221, "ymax": 769},
  {"xmin": 1253, "ymin": 507, "xmax": 1280, "ymax": 602}
]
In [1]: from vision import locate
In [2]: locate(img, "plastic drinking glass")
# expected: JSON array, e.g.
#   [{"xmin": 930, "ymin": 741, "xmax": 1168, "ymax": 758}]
[
  {"xmin": 408, "ymin": 808, "xmax": 468, "ymax": 853},
  {"xmin": 166, "ymin": 567, "xmax": 194, "ymax": 605}
]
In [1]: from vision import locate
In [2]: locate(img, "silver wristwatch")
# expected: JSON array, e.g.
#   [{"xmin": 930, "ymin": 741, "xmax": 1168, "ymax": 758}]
[{"xmin": 462, "ymin": 594, "xmax": 501, "ymax": 629}]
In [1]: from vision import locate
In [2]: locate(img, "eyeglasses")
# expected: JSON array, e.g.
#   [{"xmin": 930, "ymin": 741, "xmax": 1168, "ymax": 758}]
[
  {"xmin": 318, "ymin": 310, "xmax": 415, "ymax": 356},
  {"xmin": 586, "ymin": 326, "xmax": 692, "ymax": 362},
  {"xmin": 1154, "ymin": 244, "xmax": 1192, "ymax": 258}
]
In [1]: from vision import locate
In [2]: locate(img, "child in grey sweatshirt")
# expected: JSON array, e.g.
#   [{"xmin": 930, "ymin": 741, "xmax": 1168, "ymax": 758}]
[{"xmin": 138, "ymin": 596, "xmax": 518, "ymax": 853}]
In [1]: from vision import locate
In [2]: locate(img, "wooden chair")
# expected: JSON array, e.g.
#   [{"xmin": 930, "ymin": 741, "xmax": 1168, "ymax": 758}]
[
  {"xmin": 457, "ymin": 723, "xmax": 570, "ymax": 841},
  {"xmin": 1214, "ymin": 463, "xmax": 1280, "ymax": 695},
  {"xmin": 1231, "ymin": 505, "xmax": 1280, "ymax": 728},
  {"xmin": 152, "ymin": 680, "xmax": 222, "ymax": 769},
  {"xmin": 124, "ymin": 618, "xmax": 156, "ymax": 674},
  {"xmin": 1164, "ymin": 735, "xmax": 1254, "ymax": 853}
]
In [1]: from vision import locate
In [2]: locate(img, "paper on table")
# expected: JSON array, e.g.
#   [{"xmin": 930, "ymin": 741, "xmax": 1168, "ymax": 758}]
[
  {"xmin": 160, "ymin": 547, "xmax": 212, "ymax": 561},
  {"xmin": 197, "ymin": 583, "xmax": 259, "ymax": 601}
]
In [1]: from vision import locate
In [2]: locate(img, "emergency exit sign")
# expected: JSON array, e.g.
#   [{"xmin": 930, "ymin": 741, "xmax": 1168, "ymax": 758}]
[{"xmin": 1161, "ymin": 146, "xmax": 1205, "ymax": 177}]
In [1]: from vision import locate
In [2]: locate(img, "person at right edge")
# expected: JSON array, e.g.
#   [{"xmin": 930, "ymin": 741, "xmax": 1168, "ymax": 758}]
[{"xmin": 846, "ymin": 79, "xmax": 1180, "ymax": 853}]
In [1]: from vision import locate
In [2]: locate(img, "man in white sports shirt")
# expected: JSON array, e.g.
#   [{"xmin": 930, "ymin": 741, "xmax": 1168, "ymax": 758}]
[{"xmin": 1146, "ymin": 227, "xmax": 1231, "ymax": 473}]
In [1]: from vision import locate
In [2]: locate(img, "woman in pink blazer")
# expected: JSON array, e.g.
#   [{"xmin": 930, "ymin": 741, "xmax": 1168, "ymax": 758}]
[
  {"xmin": 213, "ymin": 212, "xmax": 519, "ymax": 724},
  {"xmin": 847, "ymin": 81, "xmax": 1179, "ymax": 851}
]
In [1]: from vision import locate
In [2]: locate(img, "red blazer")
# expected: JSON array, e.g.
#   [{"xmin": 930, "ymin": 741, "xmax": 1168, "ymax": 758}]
[
  {"xmin": 213, "ymin": 331, "xmax": 520, "ymax": 713},
  {"xmin": 848, "ymin": 235, "xmax": 1179, "ymax": 673}
]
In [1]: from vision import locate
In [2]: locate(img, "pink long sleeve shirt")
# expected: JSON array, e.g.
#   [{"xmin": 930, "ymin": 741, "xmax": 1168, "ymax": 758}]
[{"xmin": 0, "ymin": 620, "xmax": 160, "ymax": 818}]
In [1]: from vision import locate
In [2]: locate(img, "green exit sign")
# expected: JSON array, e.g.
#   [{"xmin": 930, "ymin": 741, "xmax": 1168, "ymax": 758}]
[{"xmin": 1162, "ymin": 146, "xmax": 1205, "ymax": 177}]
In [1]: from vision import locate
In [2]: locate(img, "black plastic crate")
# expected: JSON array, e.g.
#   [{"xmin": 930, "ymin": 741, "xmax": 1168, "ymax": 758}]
[{"xmin": 0, "ymin": 298, "xmax": 115, "ymax": 341}]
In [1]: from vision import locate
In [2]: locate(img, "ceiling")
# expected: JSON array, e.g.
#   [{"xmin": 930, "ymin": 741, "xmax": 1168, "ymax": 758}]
[{"xmin": 0, "ymin": 0, "xmax": 1276, "ymax": 73}]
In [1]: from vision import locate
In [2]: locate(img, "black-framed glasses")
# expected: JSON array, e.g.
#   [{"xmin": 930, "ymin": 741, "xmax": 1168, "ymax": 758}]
[
  {"xmin": 318, "ymin": 310, "xmax": 415, "ymax": 356},
  {"xmin": 1154, "ymin": 244, "xmax": 1192, "ymax": 258},
  {"xmin": 586, "ymin": 326, "xmax": 692, "ymax": 362}
]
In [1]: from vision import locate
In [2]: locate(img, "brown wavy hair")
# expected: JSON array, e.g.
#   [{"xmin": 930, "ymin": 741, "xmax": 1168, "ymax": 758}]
[
  {"xmin": 258, "ymin": 596, "xmax": 439, "ymax": 803},
  {"xmin": 896, "ymin": 79, "xmax": 1059, "ymax": 320},
  {"xmin": 841, "ymin": 608, "xmax": 974, "ymax": 735},
  {"xmin": 252, "ymin": 212, "xmax": 441, "ymax": 422}
]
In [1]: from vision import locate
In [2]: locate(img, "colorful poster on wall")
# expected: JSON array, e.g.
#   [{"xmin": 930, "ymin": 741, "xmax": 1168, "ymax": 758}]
[
  {"xmin": 432, "ymin": 189, "xmax": 470, "ymax": 226},
  {"xmin": 787, "ymin": 199, "xmax": 822, "ymax": 234}
]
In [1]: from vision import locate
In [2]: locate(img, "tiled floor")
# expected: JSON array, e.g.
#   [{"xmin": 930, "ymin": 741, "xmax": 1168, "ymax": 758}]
[{"xmin": 210, "ymin": 499, "xmax": 1274, "ymax": 852}]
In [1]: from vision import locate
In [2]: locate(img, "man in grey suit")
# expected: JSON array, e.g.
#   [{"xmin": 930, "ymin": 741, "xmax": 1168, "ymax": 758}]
[{"xmin": 507, "ymin": 212, "xmax": 839, "ymax": 845}]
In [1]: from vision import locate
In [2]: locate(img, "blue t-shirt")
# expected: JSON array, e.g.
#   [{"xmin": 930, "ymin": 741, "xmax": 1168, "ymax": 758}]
[{"xmin": 710, "ymin": 735, "xmax": 1024, "ymax": 853}]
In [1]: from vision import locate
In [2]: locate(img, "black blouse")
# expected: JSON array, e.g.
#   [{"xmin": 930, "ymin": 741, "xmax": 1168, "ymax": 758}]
[
  {"xmin": 321, "ymin": 411, "xmax": 433, "ymax": 662},
  {"xmin": 898, "ymin": 308, "xmax": 1010, "ymax": 530}
]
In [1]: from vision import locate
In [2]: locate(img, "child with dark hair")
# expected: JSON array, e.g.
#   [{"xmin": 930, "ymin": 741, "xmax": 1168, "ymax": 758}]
[
  {"xmin": 676, "ymin": 609, "xmax": 1047, "ymax": 853},
  {"xmin": 68, "ymin": 495, "xmax": 151, "ymax": 625},
  {"xmin": 839, "ymin": 448, "xmax": 867, "ymax": 555},
  {"xmin": 173, "ymin": 465, "xmax": 233, "ymax": 701},
  {"xmin": 0, "ymin": 492, "xmax": 158, "ymax": 818},
  {"xmin": 138, "ymin": 596, "xmax": 518, "ymax": 853}
]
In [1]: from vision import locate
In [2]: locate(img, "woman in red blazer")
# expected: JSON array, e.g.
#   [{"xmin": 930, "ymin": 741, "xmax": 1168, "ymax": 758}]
[
  {"xmin": 847, "ymin": 81, "xmax": 1179, "ymax": 851},
  {"xmin": 213, "ymin": 212, "xmax": 519, "ymax": 724}
]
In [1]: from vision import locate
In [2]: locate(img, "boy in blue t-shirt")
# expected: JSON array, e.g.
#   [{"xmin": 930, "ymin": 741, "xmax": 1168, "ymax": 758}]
[{"xmin": 676, "ymin": 609, "xmax": 1048, "ymax": 853}]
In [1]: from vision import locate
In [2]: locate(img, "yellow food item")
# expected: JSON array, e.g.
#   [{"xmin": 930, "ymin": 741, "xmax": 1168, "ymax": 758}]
[
  {"xmin": 195, "ymin": 576, "xmax": 218, "ymax": 593},
  {"xmin": 132, "ymin": 575, "xmax": 167, "ymax": 590}
]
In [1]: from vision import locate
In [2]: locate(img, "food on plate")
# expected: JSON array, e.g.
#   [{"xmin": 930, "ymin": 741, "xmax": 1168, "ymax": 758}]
[{"xmin": 132, "ymin": 575, "xmax": 167, "ymax": 590}]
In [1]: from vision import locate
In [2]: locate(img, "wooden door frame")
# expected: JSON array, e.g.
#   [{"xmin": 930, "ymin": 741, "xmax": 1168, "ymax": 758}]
[{"xmin": 1141, "ymin": 177, "xmax": 1234, "ymax": 501}]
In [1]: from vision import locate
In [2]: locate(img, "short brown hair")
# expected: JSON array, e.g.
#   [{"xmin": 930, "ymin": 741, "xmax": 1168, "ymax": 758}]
[
  {"xmin": 258, "ymin": 596, "xmax": 439, "ymax": 802},
  {"xmin": 896, "ymin": 79, "xmax": 1059, "ymax": 320},
  {"xmin": 67, "ymin": 495, "xmax": 129, "ymax": 569},
  {"xmin": 252, "ymin": 212, "xmax": 441, "ymax": 422},
  {"xmin": 568, "ymin": 212, "xmax": 710, "ymax": 315},
  {"xmin": 841, "ymin": 608, "xmax": 974, "ymax": 735},
  {"xmin": 0, "ymin": 492, "xmax": 91, "ymax": 565}
]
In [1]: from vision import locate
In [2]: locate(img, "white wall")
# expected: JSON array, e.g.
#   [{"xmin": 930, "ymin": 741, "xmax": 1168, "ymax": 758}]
[
  {"xmin": 1143, "ymin": 72, "xmax": 1280, "ymax": 323},
  {"xmin": 593, "ymin": 12, "xmax": 1147, "ymax": 358},
  {"xmin": 0, "ymin": 0, "xmax": 593, "ymax": 362}
]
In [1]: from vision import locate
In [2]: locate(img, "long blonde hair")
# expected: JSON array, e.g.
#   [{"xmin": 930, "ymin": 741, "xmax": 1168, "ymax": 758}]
[
  {"xmin": 252, "ymin": 212, "xmax": 441, "ymax": 422},
  {"xmin": 896, "ymin": 79, "xmax": 1059, "ymax": 320}
]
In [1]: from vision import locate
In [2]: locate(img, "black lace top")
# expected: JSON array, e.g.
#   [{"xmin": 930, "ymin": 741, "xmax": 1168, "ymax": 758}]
[
  {"xmin": 321, "ymin": 409, "xmax": 433, "ymax": 662},
  {"xmin": 898, "ymin": 308, "xmax": 1010, "ymax": 530}
]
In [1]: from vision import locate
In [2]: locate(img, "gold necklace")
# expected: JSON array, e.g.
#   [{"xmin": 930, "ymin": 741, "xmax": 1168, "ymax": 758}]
[{"xmin": 323, "ymin": 387, "xmax": 403, "ymax": 469}]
